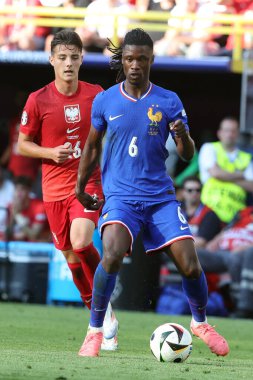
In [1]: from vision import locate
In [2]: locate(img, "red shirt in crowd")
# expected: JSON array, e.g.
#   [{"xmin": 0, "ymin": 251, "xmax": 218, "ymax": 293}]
[
  {"xmin": 7, "ymin": 116, "xmax": 40, "ymax": 181},
  {"xmin": 4, "ymin": 0, "xmax": 51, "ymax": 39},
  {"xmin": 8, "ymin": 197, "xmax": 50, "ymax": 242}
]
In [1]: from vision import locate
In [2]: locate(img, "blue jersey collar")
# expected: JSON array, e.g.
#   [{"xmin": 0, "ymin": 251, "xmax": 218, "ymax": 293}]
[{"xmin": 120, "ymin": 81, "xmax": 153, "ymax": 102}]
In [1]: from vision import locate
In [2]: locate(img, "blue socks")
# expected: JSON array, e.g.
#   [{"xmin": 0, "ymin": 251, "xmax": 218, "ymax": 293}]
[
  {"xmin": 90, "ymin": 262, "xmax": 118, "ymax": 328},
  {"xmin": 182, "ymin": 271, "xmax": 208, "ymax": 322}
]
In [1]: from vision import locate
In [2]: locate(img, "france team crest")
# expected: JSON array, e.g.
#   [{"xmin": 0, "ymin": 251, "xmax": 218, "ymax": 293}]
[{"xmin": 147, "ymin": 105, "xmax": 163, "ymax": 135}]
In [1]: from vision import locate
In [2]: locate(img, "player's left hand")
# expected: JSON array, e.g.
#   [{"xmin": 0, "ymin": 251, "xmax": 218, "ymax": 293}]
[
  {"xmin": 75, "ymin": 190, "xmax": 104, "ymax": 210},
  {"xmin": 170, "ymin": 119, "xmax": 188, "ymax": 139}
]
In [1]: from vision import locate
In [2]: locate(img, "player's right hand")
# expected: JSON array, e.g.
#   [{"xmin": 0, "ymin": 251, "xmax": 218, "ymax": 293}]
[
  {"xmin": 75, "ymin": 191, "xmax": 104, "ymax": 211},
  {"xmin": 51, "ymin": 143, "xmax": 75, "ymax": 163},
  {"xmin": 169, "ymin": 119, "xmax": 188, "ymax": 138}
]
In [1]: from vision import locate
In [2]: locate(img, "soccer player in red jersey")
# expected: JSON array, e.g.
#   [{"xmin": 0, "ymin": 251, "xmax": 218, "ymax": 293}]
[{"xmin": 17, "ymin": 30, "xmax": 118, "ymax": 353}]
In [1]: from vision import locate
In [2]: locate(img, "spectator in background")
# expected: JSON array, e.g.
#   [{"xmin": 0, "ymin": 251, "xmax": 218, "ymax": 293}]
[
  {"xmin": 43, "ymin": 0, "xmax": 91, "ymax": 52},
  {"xmin": 154, "ymin": 0, "xmax": 234, "ymax": 58},
  {"xmin": 0, "ymin": 90, "xmax": 40, "ymax": 182},
  {"xmin": 7, "ymin": 176, "xmax": 50, "ymax": 242},
  {"xmin": 222, "ymin": 0, "xmax": 253, "ymax": 55},
  {"xmin": 199, "ymin": 116, "xmax": 253, "ymax": 224},
  {"xmin": 0, "ymin": 0, "xmax": 51, "ymax": 51},
  {"xmin": 75, "ymin": 0, "xmax": 134, "ymax": 53},
  {"xmin": 198, "ymin": 205, "xmax": 253, "ymax": 318},
  {"xmin": 0, "ymin": 165, "xmax": 14, "ymax": 241},
  {"xmin": 40, "ymin": 0, "xmax": 65, "ymax": 4},
  {"xmin": 181, "ymin": 176, "xmax": 223, "ymax": 248},
  {"xmin": 135, "ymin": 0, "xmax": 176, "ymax": 42}
]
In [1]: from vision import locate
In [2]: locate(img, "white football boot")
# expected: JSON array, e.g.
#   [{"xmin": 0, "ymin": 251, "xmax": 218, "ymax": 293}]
[{"xmin": 101, "ymin": 302, "xmax": 119, "ymax": 351}]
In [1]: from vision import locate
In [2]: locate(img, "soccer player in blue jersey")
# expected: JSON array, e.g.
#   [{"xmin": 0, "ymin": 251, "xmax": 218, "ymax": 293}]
[{"xmin": 75, "ymin": 28, "xmax": 229, "ymax": 357}]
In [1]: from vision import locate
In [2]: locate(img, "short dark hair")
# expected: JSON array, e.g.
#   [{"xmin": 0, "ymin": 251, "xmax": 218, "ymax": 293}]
[
  {"xmin": 182, "ymin": 176, "xmax": 202, "ymax": 189},
  {"xmin": 14, "ymin": 176, "xmax": 33, "ymax": 189},
  {"xmin": 51, "ymin": 29, "xmax": 83, "ymax": 53},
  {"xmin": 108, "ymin": 28, "xmax": 153, "ymax": 83},
  {"xmin": 220, "ymin": 116, "xmax": 239, "ymax": 127}
]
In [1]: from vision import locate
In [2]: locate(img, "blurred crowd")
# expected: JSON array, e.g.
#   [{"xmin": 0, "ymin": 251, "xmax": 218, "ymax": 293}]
[
  {"xmin": 0, "ymin": 89, "xmax": 51, "ymax": 244},
  {"xmin": 0, "ymin": 0, "xmax": 253, "ymax": 57}
]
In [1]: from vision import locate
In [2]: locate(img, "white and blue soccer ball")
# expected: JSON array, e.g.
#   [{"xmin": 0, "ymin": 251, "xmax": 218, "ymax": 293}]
[{"xmin": 150, "ymin": 323, "xmax": 192, "ymax": 363}]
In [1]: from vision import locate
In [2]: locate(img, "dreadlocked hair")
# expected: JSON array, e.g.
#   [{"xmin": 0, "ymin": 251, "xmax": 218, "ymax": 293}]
[
  {"xmin": 107, "ymin": 39, "xmax": 124, "ymax": 83},
  {"xmin": 107, "ymin": 28, "xmax": 153, "ymax": 83}
]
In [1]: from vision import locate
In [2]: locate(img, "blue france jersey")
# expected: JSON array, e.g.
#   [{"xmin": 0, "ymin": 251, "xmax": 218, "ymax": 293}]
[{"xmin": 92, "ymin": 82, "xmax": 189, "ymax": 201}]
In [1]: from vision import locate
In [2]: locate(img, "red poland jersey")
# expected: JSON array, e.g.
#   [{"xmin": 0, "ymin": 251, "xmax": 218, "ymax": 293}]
[{"xmin": 20, "ymin": 81, "xmax": 102, "ymax": 202}]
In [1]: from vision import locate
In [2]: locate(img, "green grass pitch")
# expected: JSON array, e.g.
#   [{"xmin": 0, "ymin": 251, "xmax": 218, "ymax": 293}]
[{"xmin": 0, "ymin": 303, "xmax": 253, "ymax": 380}]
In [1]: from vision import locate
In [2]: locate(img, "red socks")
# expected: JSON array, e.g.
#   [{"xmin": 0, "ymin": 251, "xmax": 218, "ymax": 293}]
[
  {"xmin": 67, "ymin": 244, "xmax": 101, "ymax": 309},
  {"xmin": 67, "ymin": 262, "xmax": 92, "ymax": 309},
  {"xmin": 73, "ymin": 243, "xmax": 101, "ymax": 288}
]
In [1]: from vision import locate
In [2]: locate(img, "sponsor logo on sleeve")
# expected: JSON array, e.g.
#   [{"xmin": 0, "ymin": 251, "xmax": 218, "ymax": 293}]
[{"xmin": 21, "ymin": 111, "xmax": 28, "ymax": 125}]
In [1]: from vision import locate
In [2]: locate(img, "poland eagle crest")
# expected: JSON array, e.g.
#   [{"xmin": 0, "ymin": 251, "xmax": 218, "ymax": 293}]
[{"xmin": 64, "ymin": 105, "xmax": 81, "ymax": 123}]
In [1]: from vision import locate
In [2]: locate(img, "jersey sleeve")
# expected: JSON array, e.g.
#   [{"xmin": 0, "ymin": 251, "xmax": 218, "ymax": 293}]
[
  {"xmin": 91, "ymin": 92, "xmax": 107, "ymax": 131},
  {"xmin": 167, "ymin": 93, "xmax": 189, "ymax": 139},
  {"xmin": 19, "ymin": 93, "xmax": 41, "ymax": 137}
]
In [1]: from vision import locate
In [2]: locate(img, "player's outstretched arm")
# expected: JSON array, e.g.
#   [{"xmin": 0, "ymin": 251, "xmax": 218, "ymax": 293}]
[
  {"xmin": 18, "ymin": 132, "xmax": 74, "ymax": 163},
  {"xmin": 75, "ymin": 125, "xmax": 104, "ymax": 210},
  {"xmin": 171, "ymin": 120, "xmax": 195, "ymax": 161}
]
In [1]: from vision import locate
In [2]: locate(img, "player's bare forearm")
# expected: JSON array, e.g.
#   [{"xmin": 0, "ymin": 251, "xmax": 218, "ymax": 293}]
[
  {"xmin": 76, "ymin": 145, "xmax": 99, "ymax": 193},
  {"xmin": 18, "ymin": 137, "xmax": 51, "ymax": 159},
  {"xmin": 18, "ymin": 132, "xmax": 53, "ymax": 159},
  {"xmin": 18, "ymin": 132, "xmax": 74, "ymax": 163},
  {"xmin": 170, "ymin": 120, "xmax": 195, "ymax": 161},
  {"xmin": 176, "ymin": 134, "xmax": 195, "ymax": 161},
  {"xmin": 75, "ymin": 126, "xmax": 103, "ymax": 205}
]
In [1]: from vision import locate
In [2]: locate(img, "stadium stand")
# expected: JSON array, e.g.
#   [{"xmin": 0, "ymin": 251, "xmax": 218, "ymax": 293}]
[{"xmin": 0, "ymin": 3, "xmax": 252, "ymax": 71}]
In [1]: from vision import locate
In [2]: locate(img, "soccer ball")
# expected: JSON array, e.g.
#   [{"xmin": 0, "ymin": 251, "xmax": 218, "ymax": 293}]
[{"xmin": 150, "ymin": 323, "xmax": 192, "ymax": 363}]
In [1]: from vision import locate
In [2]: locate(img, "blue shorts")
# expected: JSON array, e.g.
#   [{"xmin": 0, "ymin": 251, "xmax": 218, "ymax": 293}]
[{"xmin": 98, "ymin": 198, "xmax": 193, "ymax": 254}]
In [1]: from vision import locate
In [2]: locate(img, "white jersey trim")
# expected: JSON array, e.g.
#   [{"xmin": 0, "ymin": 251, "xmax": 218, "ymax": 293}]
[{"xmin": 119, "ymin": 82, "xmax": 153, "ymax": 102}]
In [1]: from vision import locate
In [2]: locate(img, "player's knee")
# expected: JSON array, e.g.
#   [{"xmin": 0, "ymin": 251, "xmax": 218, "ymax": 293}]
[
  {"xmin": 182, "ymin": 262, "xmax": 202, "ymax": 279},
  {"xmin": 72, "ymin": 239, "xmax": 91, "ymax": 251},
  {"xmin": 102, "ymin": 248, "xmax": 124, "ymax": 272},
  {"xmin": 101, "ymin": 233, "xmax": 127, "ymax": 271},
  {"xmin": 102, "ymin": 255, "xmax": 122, "ymax": 273}
]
